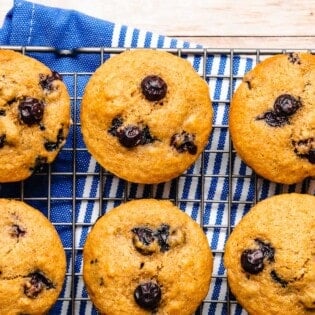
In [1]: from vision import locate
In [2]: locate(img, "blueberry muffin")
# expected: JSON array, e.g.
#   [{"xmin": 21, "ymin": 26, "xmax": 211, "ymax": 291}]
[
  {"xmin": 224, "ymin": 193, "xmax": 315, "ymax": 315},
  {"xmin": 0, "ymin": 49, "xmax": 71, "ymax": 182},
  {"xmin": 81, "ymin": 49, "xmax": 212, "ymax": 184},
  {"xmin": 229, "ymin": 52, "xmax": 315, "ymax": 184},
  {"xmin": 0, "ymin": 199, "xmax": 66, "ymax": 314},
  {"xmin": 83, "ymin": 199, "xmax": 213, "ymax": 314}
]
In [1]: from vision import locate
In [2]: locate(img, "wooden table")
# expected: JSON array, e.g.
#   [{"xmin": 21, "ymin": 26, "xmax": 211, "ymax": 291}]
[{"xmin": 1, "ymin": 0, "xmax": 314, "ymax": 49}]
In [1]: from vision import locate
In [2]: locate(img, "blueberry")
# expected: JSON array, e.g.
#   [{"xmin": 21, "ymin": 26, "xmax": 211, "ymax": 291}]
[
  {"xmin": 308, "ymin": 149, "xmax": 315, "ymax": 164},
  {"xmin": 44, "ymin": 128, "xmax": 64, "ymax": 151},
  {"xmin": 39, "ymin": 123, "xmax": 46, "ymax": 131},
  {"xmin": 255, "ymin": 238, "xmax": 275, "ymax": 262},
  {"xmin": 241, "ymin": 248, "xmax": 265, "ymax": 274},
  {"xmin": 10, "ymin": 224, "xmax": 26, "ymax": 238},
  {"xmin": 241, "ymin": 239, "xmax": 275, "ymax": 274},
  {"xmin": 29, "ymin": 156, "xmax": 48, "ymax": 173},
  {"xmin": 0, "ymin": 134, "xmax": 6, "ymax": 148},
  {"xmin": 19, "ymin": 97, "xmax": 45, "ymax": 125},
  {"xmin": 117, "ymin": 125, "xmax": 143, "ymax": 148},
  {"xmin": 256, "ymin": 94, "xmax": 301, "ymax": 127},
  {"xmin": 288, "ymin": 53, "xmax": 301, "ymax": 65},
  {"xmin": 132, "ymin": 225, "xmax": 172, "ymax": 254},
  {"xmin": 140, "ymin": 125, "xmax": 155, "ymax": 145},
  {"xmin": 256, "ymin": 111, "xmax": 289, "ymax": 127},
  {"xmin": 109, "ymin": 117, "xmax": 155, "ymax": 148},
  {"xmin": 24, "ymin": 271, "xmax": 54, "ymax": 298},
  {"xmin": 7, "ymin": 98, "xmax": 17, "ymax": 106},
  {"xmin": 292, "ymin": 139, "xmax": 315, "ymax": 164},
  {"xmin": 132, "ymin": 227, "xmax": 154, "ymax": 246},
  {"xmin": 132, "ymin": 226, "xmax": 156, "ymax": 255},
  {"xmin": 108, "ymin": 116, "xmax": 124, "ymax": 136},
  {"xmin": 39, "ymin": 71, "xmax": 62, "ymax": 91},
  {"xmin": 274, "ymin": 94, "xmax": 301, "ymax": 116},
  {"xmin": 141, "ymin": 75, "xmax": 167, "ymax": 101},
  {"xmin": 134, "ymin": 281, "xmax": 161, "ymax": 310},
  {"xmin": 44, "ymin": 142, "xmax": 58, "ymax": 151},
  {"xmin": 170, "ymin": 131, "xmax": 197, "ymax": 155},
  {"xmin": 154, "ymin": 224, "xmax": 170, "ymax": 252}
]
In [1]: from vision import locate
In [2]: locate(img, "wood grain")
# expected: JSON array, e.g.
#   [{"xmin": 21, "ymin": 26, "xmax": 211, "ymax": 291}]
[
  {"xmin": 177, "ymin": 36, "xmax": 315, "ymax": 49},
  {"xmin": 1, "ymin": 0, "xmax": 314, "ymax": 48}
]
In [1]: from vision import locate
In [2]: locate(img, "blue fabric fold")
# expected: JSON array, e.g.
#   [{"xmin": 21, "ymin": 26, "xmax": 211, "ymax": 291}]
[
  {"xmin": 1, "ymin": 0, "xmax": 114, "ymax": 49},
  {"xmin": 1, "ymin": 0, "xmax": 114, "ymax": 72}
]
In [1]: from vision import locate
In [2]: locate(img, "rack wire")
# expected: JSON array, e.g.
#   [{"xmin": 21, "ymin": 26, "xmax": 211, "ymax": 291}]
[{"xmin": 0, "ymin": 46, "xmax": 314, "ymax": 315}]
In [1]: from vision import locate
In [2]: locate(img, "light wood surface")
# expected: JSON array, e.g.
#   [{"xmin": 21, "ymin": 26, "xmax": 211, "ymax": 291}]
[{"xmin": 1, "ymin": 0, "xmax": 314, "ymax": 48}]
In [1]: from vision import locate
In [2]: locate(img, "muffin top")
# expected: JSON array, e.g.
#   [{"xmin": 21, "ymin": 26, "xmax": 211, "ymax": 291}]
[
  {"xmin": 0, "ymin": 198, "xmax": 66, "ymax": 314},
  {"xmin": 0, "ymin": 49, "xmax": 71, "ymax": 182},
  {"xmin": 83, "ymin": 199, "xmax": 213, "ymax": 314},
  {"xmin": 230, "ymin": 52, "xmax": 315, "ymax": 184},
  {"xmin": 81, "ymin": 49, "xmax": 212, "ymax": 184},
  {"xmin": 224, "ymin": 193, "xmax": 315, "ymax": 315}
]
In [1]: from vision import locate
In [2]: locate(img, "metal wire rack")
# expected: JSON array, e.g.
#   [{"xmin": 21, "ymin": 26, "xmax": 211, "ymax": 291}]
[{"xmin": 0, "ymin": 46, "xmax": 314, "ymax": 315}]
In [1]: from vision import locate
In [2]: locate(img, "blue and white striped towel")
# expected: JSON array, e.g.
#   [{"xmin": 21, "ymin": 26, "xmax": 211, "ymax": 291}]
[{"xmin": 0, "ymin": 1, "xmax": 314, "ymax": 314}]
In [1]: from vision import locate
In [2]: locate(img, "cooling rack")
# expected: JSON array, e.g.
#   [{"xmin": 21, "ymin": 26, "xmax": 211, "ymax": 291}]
[{"xmin": 0, "ymin": 46, "xmax": 314, "ymax": 315}]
